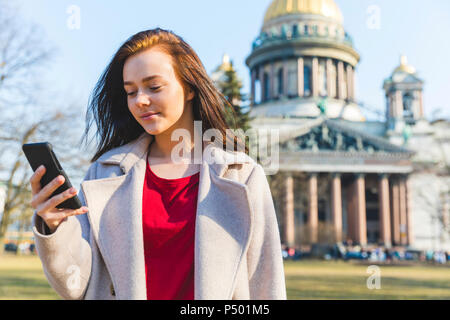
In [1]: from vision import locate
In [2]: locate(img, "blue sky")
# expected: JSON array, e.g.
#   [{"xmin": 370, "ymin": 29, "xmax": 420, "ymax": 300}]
[{"xmin": 15, "ymin": 0, "xmax": 450, "ymax": 121}]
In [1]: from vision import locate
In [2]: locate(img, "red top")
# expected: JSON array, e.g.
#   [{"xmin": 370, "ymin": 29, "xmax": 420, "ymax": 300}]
[{"xmin": 142, "ymin": 158, "xmax": 200, "ymax": 300}]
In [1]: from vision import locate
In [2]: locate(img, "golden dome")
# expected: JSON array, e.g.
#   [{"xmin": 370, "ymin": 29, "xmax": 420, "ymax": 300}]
[
  {"xmin": 264, "ymin": 0, "xmax": 344, "ymax": 24},
  {"xmin": 393, "ymin": 55, "xmax": 416, "ymax": 74}
]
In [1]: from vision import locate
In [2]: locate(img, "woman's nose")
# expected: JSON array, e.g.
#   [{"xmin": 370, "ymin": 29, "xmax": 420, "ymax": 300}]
[{"xmin": 135, "ymin": 90, "xmax": 151, "ymax": 106}]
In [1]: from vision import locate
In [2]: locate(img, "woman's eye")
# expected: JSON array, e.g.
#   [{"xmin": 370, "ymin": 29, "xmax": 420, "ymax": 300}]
[
  {"xmin": 126, "ymin": 92, "xmax": 136, "ymax": 96},
  {"xmin": 150, "ymin": 86, "xmax": 161, "ymax": 91}
]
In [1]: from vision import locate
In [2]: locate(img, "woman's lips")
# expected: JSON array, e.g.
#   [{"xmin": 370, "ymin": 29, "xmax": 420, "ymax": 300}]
[{"xmin": 141, "ymin": 112, "xmax": 160, "ymax": 120}]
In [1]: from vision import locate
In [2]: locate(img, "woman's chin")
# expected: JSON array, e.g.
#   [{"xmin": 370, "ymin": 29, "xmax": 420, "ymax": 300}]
[{"xmin": 143, "ymin": 125, "xmax": 166, "ymax": 136}]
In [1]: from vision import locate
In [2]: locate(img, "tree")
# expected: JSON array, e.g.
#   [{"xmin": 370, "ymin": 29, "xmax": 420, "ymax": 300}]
[
  {"xmin": 212, "ymin": 55, "xmax": 253, "ymax": 133},
  {"xmin": 0, "ymin": 1, "xmax": 91, "ymax": 254}
]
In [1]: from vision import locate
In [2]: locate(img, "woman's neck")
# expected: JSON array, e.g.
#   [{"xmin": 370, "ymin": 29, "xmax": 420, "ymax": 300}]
[{"xmin": 151, "ymin": 130, "xmax": 195, "ymax": 160}]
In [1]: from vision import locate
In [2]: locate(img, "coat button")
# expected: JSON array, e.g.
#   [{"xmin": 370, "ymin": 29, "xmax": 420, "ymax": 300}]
[{"xmin": 110, "ymin": 283, "xmax": 116, "ymax": 296}]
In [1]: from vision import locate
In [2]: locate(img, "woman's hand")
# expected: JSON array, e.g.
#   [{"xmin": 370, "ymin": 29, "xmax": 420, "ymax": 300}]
[{"xmin": 30, "ymin": 165, "xmax": 89, "ymax": 233}]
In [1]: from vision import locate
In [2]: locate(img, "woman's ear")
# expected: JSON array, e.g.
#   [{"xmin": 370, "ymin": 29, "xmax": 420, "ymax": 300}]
[{"xmin": 186, "ymin": 88, "xmax": 195, "ymax": 101}]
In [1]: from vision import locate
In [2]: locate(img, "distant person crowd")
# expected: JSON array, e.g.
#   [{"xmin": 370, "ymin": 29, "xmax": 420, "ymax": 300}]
[{"xmin": 281, "ymin": 242, "xmax": 450, "ymax": 265}]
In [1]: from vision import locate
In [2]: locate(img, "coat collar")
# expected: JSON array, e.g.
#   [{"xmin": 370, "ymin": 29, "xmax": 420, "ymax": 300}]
[
  {"xmin": 96, "ymin": 132, "xmax": 253, "ymax": 178},
  {"xmin": 81, "ymin": 131, "xmax": 255, "ymax": 300}
]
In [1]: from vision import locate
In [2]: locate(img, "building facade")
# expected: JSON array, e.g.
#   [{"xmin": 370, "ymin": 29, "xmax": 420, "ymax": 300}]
[{"xmin": 245, "ymin": 0, "xmax": 450, "ymax": 250}]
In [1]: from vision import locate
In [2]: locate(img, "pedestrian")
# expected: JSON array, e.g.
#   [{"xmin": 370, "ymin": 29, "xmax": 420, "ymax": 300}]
[{"xmin": 29, "ymin": 28, "xmax": 286, "ymax": 300}]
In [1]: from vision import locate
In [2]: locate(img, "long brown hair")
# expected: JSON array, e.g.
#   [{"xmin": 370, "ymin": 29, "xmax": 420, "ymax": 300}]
[{"xmin": 80, "ymin": 28, "xmax": 245, "ymax": 163}]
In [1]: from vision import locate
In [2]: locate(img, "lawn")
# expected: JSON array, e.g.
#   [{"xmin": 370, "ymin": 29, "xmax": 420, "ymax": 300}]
[
  {"xmin": 284, "ymin": 259, "xmax": 450, "ymax": 300},
  {"xmin": 0, "ymin": 254, "xmax": 449, "ymax": 300},
  {"xmin": 0, "ymin": 253, "xmax": 59, "ymax": 300}
]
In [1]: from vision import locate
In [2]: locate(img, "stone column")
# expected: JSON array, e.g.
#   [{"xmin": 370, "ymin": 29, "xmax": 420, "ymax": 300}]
[
  {"xmin": 284, "ymin": 173, "xmax": 295, "ymax": 247},
  {"xmin": 331, "ymin": 173, "xmax": 343, "ymax": 243},
  {"xmin": 308, "ymin": 173, "xmax": 318, "ymax": 244},
  {"xmin": 399, "ymin": 176, "xmax": 408, "ymax": 246},
  {"xmin": 352, "ymin": 66, "xmax": 357, "ymax": 100},
  {"xmin": 346, "ymin": 65, "xmax": 353, "ymax": 101},
  {"xmin": 283, "ymin": 60, "xmax": 289, "ymax": 98},
  {"xmin": 395, "ymin": 91, "xmax": 403, "ymax": 118},
  {"xmin": 385, "ymin": 95, "xmax": 390, "ymax": 119},
  {"xmin": 418, "ymin": 90, "xmax": 424, "ymax": 118},
  {"xmin": 251, "ymin": 68, "xmax": 256, "ymax": 105},
  {"xmin": 259, "ymin": 66, "xmax": 265, "ymax": 103},
  {"xmin": 378, "ymin": 174, "xmax": 392, "ymax": 247},
  {"xmin": 390, "ymin": 178, "xmax": 401, "ymax": 245},
  {"xmin": 355, "ymin": 174, "xmax": 367, "ymax": 246},
  {"xmin": 312, "ymin": 57, "xmax": 319, "ymax": 97},
  {"xmin": 346, "ymin": 179, "xmax": 355, "ymax": 243},
  {"xmin": 406, "ymin": 177, "xmax": 414, "ymax": 246},
  {"xmin": 297, "ymin": 57, "xmax": 304, "ymax": 97},
  {"xmin": 326, "ymin": 58, "xmax": 333, "ymax": 98},
  {"xmin": 337, "ymin": 61, "xmax": 344, "ymax": 100}
]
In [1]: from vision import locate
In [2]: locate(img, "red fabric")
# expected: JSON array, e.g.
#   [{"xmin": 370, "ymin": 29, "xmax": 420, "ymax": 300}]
[{"xmin": 142, "ymin": 158, "xmax": 199, "ymax": 300}]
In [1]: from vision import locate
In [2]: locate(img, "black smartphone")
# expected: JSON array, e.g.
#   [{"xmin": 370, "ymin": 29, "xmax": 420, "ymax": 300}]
[{"xmin": 22, "ymin": 142, "xmax": 82, "ymax": 210}]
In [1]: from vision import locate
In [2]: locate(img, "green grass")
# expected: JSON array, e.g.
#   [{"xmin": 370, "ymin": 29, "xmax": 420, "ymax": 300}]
[
  {"xmin": 0, "ymin": 254, "xmax": 449, "ymax": 299},
  {"xmin": 0, "ymin": 253, "xmax": 60, "ymax": 300},
  {"xmin": 284, "ymin": 260, "xmax": 450, "ymax": 300}
]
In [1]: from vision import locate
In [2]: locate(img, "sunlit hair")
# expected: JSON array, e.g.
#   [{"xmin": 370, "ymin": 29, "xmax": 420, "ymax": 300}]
[{"xmin": 81, "ymin": 27, "xmax": 245, "ymax": 163}]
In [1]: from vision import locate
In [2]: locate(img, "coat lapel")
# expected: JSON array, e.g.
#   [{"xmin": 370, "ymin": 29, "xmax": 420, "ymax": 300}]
[{"xmin": 80, "ymin": 133, "xmax": 254, "ymax": 300}]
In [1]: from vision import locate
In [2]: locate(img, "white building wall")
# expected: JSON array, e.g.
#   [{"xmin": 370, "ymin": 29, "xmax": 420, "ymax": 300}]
[
  {"xmin": 409, "ymin": 173, "xmax": 450, "ymax": 251},
  {"xmin": 407, "ymin": 121, "xmax": 450, "ymax": 251}
]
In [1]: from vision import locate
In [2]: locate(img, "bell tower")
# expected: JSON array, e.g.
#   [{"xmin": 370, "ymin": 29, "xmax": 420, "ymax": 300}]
[{"xmin": 383, "ymin": 55, "xmax": 424, "ymax": 131}]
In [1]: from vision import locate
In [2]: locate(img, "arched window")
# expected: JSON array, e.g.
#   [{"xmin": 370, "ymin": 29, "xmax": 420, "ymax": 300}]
[
  {"xmin": 403, "ymin": 92, "xmax": 414, "ymax": 118},
  {"xmin": 255, "ymin": 79, "xmax": 261, "ymax": 104},
  {"xmin": 292, "ymin": 24, "xmax": 299, "ymax": 37},
  {"xmin": 304, "ymin": 65, "xmax": 312, "ymax": 97},
  {"xmin": 277, "ymin": 68, "xmax": 283, "ymax": 96}
]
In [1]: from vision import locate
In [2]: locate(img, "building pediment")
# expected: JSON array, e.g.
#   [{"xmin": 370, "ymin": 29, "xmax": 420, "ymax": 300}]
[{"xmin": 280, "ymin": 118, "xmax": 414, "ymax": 157}]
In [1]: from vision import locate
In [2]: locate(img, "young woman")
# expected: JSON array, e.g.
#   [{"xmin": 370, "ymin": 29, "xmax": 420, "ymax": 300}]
[{"xmin": 29, "ymin": 28, "xmax": 286, "ymax": 300}]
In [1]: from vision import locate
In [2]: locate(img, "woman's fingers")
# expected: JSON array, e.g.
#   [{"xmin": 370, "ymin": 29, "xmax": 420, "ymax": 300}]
[
  {"xmin": 43, "ymin": 206, "xmax": 88, "ymax": 221},
  {"xmin": 29, "ymin": 165, "xmax": 89, "ymax": 233},
  {"xmin": 39, "ymin": 206, "xmax": 89, "ymax": 233},
  {"xmin": 64, "ymin": 206, "xmax": 89, "ymax": 218},
  {"xmin": 31, "ymin": 174, "xmax": 65, "ymax": 210},
  {"xmin": 30, "ymin": 165, "xmax": 46, "ymax": 196},
  {"xmin": 39, "ymin": 185, "xmax": 78, "ymax": 213}
]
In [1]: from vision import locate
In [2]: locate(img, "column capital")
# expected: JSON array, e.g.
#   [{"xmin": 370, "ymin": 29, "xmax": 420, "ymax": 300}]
[
  {"xmin": 308, "ymin": 172, "xmax": 319, "ymax": 178},
  {"xmin": 283, "ymin": 171, "xmax": 294, "ymax": 179},
  {"xmin": 331, "ymin": 172, "xmax": 342, "ymax": 179},
  {"xmin": 378, "ymin": 173, "xmax": 390, "ymax": 179}
]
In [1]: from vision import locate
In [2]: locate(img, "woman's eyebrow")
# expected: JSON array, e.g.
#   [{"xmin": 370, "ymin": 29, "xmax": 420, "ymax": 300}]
[{"xmin": 123, "ymin": 75, "xmax": 163, "ymax": 86}]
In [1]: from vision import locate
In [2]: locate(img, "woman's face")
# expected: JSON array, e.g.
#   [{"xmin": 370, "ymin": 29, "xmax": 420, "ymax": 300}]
[{"xmin": 123, "ymin": 47, "xmax": 194, "ymax": 136}]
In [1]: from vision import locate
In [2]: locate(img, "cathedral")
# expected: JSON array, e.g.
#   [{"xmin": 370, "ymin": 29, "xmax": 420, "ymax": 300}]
[{"xmin": 243, "ymin": 0, "xmax": 450, "ymax": 251}]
